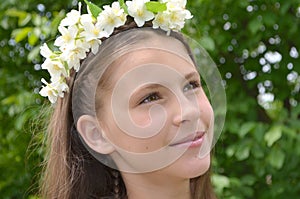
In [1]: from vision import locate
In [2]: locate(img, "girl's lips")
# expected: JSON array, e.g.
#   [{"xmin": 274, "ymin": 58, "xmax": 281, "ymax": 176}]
[{"xmin": 169, "ymin": 131, "xmax": 205, "ymax": 148}]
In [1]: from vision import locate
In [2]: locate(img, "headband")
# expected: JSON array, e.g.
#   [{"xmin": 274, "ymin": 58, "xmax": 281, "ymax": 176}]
[{"xmin": 39, "ymin": 0, "xmax": 192, "ymax": 103}]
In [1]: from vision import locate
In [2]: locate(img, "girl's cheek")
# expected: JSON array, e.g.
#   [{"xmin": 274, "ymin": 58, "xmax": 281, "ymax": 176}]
[
  {"xmin": 130, "ymin": 109, "xmax": 152, "ymax": 127},
  {"xmin": 201, "ymin": 99, "xmax": 214, "ymax": 127},
  {"xmin": 129, "ymin": 107, "xmax": 171, "ymax": 141}
]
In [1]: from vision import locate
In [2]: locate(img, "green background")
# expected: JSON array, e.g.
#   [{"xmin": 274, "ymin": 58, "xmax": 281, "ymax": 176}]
[{"xmin": 0, "ymin": 0, "xmax": 299, "ymax": 198}]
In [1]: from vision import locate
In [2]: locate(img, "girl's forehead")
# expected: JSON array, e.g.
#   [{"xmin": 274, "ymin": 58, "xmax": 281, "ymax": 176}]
[
  {"xmin": 110, "ymin": 47, "xmax": 195, "ymax": 84},
  {"xmin": 108, "ymin": 34, "xmax": 194, "ymax": 78}
]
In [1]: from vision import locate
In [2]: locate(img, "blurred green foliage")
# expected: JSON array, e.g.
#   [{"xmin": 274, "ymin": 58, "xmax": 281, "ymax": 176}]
[{"xmin": 0, "ymin": 0, "xmax": 299, "ymax": 198}]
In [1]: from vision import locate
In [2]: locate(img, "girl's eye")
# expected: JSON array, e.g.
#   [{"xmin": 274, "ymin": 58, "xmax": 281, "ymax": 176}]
[
  {"xmin": 139, "ymin": 92, "xmax": 161, "ymax": 104},
  {"xmin": 183, "ymin": 81, "xmax": 200, "ymax": 92}
]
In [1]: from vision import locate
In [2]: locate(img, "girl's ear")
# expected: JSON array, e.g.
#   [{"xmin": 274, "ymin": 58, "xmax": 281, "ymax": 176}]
[{"xmin": 76, "ymin": 115, "xmax": 115, "ymax": 154}]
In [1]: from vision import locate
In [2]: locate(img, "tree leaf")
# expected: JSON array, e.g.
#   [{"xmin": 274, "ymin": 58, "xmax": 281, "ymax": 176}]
[
  {"xmin": 226, "ymin": 146, "xmax": 235, "ymax": 157},
  {"xmin": 84, "ymin": 0, "xmax": 102, "ymax": 18},
  {"xmin": 15, "ymin": 112, "xmax": 28, "ymax": 131},
  {"xmin": 239, "ymin": 122, "xmax": 256, "ymax": 138},
  {"xmin": 28, "ymin": 32, "xmax": 39, "ymax": 46},
  {"xmin": 264, "ymin": 125, "xmax": 282, "ymax": 147},
  {"xmin": 235, "ymin": 143, "xmax": 250, "ymax": 161},
  {"xmin": 51, "ymin": 10, "xmax": 66, "ymax": 37},
  {"xmin": 252, "ymin": 143, "xmax": 264, "ymax": 158},
  {"xmin": 248, "ymin": 19, "xmax": 262, "ymax": 34},
  {"xmin": 18, "ymin": 13, "xmax": 31, "ymax": 26},
  {"xmin": 119, "ymin": 0, "xmax": 128, "ymax": 14},
  {"xmin": 199, "ymin": 36, "xmax": 215, "ymax": 51},
  {"xmin": 11, "ymin": 27, "xmax": 32, "ymax": 42},
  {"xmin": 5, "ymin": 9, "xmax": 27, "ymax": 18},
  {"xmin": 280, "ymin": 1, "xmax": 292, "ymax": 15},
  {"xmin": 263, "ymin": 12, "xmax": 276, "ymax": 26},
  {"xmin": 241, "ymin": 175, "xmax": 256, "ymax": 186},
  {"xmin": 269, "ymin": 148, "xmax": 285, "ymax": 169},
  {"xmin": 145, "ymin": 2, "xmax": 167, "ymax": 13},
  {"xmin": 28, "ymin": 46, "xmax": 40, "ymax": 62},
  {"xmin": 212, "ymin": 174, "xmax": 230, "ymax": 194}
]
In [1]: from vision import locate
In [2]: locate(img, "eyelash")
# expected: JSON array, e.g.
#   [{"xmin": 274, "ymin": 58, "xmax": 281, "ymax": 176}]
[
  {"xmin": 139, "ymin": 80, "xmax": 201, "ymax": 105},
  {"xmin": 183, "ymin": 80, "xmax": 201, "ymax": 92},
  {"xmin": 139, "ymin": 92, "xmax": 161, "ymax": 105}
]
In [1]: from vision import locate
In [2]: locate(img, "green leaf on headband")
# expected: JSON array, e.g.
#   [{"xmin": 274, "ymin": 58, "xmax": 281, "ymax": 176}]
[
  {"xmin": 63, "ymin": 61, "xmax": 70, "ymax": 76},
  {"xmin": 84, "ymin": 0, "xmax": 102, "ymax": 18},
  {"xmin": 119, "ymin": 0, "xmax": 128, "ymax": 14},
  {"xmin": 145, "ymin": 2, "xmax": 167, "ymax": 13}
]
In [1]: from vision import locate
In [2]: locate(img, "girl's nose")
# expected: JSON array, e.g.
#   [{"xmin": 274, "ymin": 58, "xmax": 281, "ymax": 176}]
[{"xmin": 172, "ymin": 93, "xmax": 200, "ymax": 126}]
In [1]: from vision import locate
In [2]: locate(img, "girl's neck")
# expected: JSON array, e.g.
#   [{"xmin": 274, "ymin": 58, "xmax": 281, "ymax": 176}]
[{"xmin": 121, "ymin": 172, "xmax": 191, "ymax": 199}]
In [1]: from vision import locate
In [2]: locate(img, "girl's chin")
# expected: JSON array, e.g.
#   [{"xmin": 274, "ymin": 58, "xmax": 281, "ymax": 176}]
[
  {"xmin": 189, "ymin": 158, "xmax": 210, "ymax": 178},
  {"xmin": 167, "ymin": 153, "xmax": 211, "ymax": 179}
]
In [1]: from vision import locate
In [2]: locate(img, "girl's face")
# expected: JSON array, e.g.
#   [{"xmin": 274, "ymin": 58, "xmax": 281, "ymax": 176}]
[{"xmin": 98, "ymin": 35, "xmax": 214, "ymax": 178}]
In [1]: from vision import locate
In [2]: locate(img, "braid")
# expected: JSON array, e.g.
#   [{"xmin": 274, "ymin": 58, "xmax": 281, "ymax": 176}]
[{"xmin": 111, "ymin": 170, "xmax": 120, "ymax": 199}]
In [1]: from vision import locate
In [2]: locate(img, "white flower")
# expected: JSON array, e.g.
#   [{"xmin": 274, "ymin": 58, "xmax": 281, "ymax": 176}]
[
  {"xmin": 126, "ymin": 0, "xmax": 154, "ymax": 27},
  {"xmin": 80, "ymin": 13, "xmax": 96, "ymax": 25},
  {"xmin": 41, "ymin": 59, "xmax": 68, "ymax": 82},
  {"xmin": 165, "ymin": 0, "xmax": 192, "ymax": 21},
  {"xmin": 55, "ymin": 80, "xmax": 69, "ymax": 98},
  {"xmin": 40, "ymin": 79, "xmax": 58, "ymax": 103},
  {"xmin": 97, "ymin": 2, "xmax": 127, "ymax": 35},
  {"xmin": 88, "ymin": 39, "xmax": 102, "ymax": 54},
  {"xmin": 40, "ymin": 78, "xmax": 69, "ymax": 103},
  {"xmin": 161, "ymin": 0, "xmax": 187, "ymax": 9},
  {"xmin": 40, "ymin": 43, "xmax": 53, "ymax": 59},
  {"xmin": 174, "ymin": 9, "xmax": 192, "ymax": 30},
  {"xmin": 79, "ymin": 26, "xmax": 103, "ymax": 54},
  {"xmin": 80, "ymin": 16, "xmax": 109, "ymax": 54},
  {"xmin": 184, "ymin": 9, "xmax": 193, "ymax": 20},
  {"xmin": 168, "ymin": 10, "xmax": 188, "ymax": 31},
  {"xmin": 39, "ymin": 0, "xmax": 194, "ymax": 103},
  {"xmin": 152, "ymin": 12, "xmax": 171, "ymax": 31},
  {"xmin": 54, "ymin": 25, "xmax": 79, "ymax": 51},
  {"xmin": 60, "ymin": 40, "xmax": 89, "ymax": 71},
  {"xmin": 60, "ymin": 2, "xmax": 82, "ymax": 26},
  {"xmin": 60, "ymin": 10, "xmax": 81, "ymax": 26},
  {"xmin": 153, "ymin": 0, "xmax": 192, "ymax": 32}
]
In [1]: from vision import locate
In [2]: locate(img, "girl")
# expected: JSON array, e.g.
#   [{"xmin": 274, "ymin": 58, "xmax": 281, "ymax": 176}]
[{"xmin": 39, "ymin": 1, "xmax": 224, "ymax": 198}]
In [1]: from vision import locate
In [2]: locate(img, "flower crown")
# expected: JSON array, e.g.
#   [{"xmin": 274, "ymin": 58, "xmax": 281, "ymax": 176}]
[{"xmin": 39, "ymin": 0, "xmax": 193, "ymax": 103}]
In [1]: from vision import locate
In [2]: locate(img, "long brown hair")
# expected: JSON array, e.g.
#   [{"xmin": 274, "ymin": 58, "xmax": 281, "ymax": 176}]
[{"xmin": 40, "ymin": 19, "xmax": 217, "ymax": 199}]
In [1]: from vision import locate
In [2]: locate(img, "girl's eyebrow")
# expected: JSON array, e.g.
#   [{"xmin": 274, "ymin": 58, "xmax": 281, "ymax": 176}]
[
  {"xmin": 138, "ymin": 84, "xmax": 162, "ymax": 91},
  {"xmin": 139, "ymin": 72, "xmax": 200, "ymax": 90},
  {"xmin": 132, "ymin": 71, "xmax": 200, "ymax": 94},
  {"xmin": 184, "ymin": 71, "xmax": 199, "ymax": 80}
]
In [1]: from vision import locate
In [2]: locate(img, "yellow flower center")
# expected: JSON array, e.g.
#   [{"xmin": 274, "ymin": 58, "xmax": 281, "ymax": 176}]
[
  {"xmin": 63, "ymin": 34, "xmax": 71, "ymax": 42},
  {"xmin": 109, "ymin": 17, "xmax": 116, "ymax": 24},
  {"xmin": 73, "ymin": 48, "xmax": 80, "ymax": 55},
  {"xmin": 48, "ymin": 90, "xmax": 54, "ymax": 96},
  {"xmin": 137, "ymin": 9, "xmax": 144, "ymax": 17},
  {"xmin": 113, "ymin": 8, "xmax": 119, "ymax": 15},
  {"xmin": 93, "ymin": 28, "xmax": 100, "ymax": 36},
  {"xmin": 120, "ymin": 15, "xmax": 126, "ymax": 21},
  {"xmin": 170, "ymin": 13, "xmax": 179, "ymax": 21},
  {"xmin": 53, "ymin": 64, "xmax": 61, "ymax": 71},
  {"xmin": 157, "ymin": 15, "xmax": 165, "ymax": 24}
]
